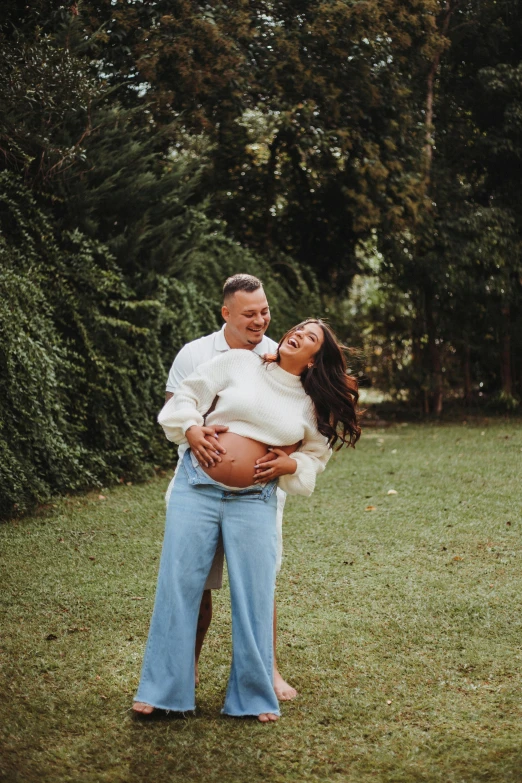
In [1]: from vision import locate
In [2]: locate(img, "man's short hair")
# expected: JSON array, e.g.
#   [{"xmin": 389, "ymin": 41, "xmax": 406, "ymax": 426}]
[{"xmin": 223, "ymin": 274, "xmax": 263, "ymax": 302}]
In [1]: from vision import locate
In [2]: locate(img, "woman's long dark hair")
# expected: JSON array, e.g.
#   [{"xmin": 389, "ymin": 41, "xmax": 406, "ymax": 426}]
[{"xmin": 265, "ymin": 319, "xmax": 362, "ymax": 449}]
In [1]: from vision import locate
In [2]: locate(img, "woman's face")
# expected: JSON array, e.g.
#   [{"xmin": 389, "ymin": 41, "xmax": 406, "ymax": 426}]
[{"xmin": 279, "ymin": 322, "xmax": 325, "ymax": 368}]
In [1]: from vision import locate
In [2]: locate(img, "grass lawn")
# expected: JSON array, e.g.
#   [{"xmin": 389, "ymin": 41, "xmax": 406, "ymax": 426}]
[{"xmin": 1, "ymin": 420, "xmax": 522, "ymax": 783}]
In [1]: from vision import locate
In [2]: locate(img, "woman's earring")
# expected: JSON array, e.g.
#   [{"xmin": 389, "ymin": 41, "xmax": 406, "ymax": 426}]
[{"xmin": 308, "ymin": 363, "xmax": 314, "ymax": 369}]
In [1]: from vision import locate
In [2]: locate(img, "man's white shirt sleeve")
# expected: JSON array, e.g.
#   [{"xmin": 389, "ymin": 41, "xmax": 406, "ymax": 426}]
[{"xmin": 165, "ymin": 344, "xmax": 195, "ymax": 394}]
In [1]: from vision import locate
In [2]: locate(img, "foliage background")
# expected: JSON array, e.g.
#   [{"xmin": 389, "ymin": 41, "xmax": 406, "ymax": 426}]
[{"xmin": 1, "ymin": 1, "xmax": 521, "ymax": 516}]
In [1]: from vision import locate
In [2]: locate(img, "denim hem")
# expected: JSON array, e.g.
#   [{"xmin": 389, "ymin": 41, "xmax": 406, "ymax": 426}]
[
  {"xmin": 221, "ymin": 709, "xmax": 281, "ymax": 718},
  {"xmin": 133, "ymin": 698, "xmax": 196, "ymax": 713}
]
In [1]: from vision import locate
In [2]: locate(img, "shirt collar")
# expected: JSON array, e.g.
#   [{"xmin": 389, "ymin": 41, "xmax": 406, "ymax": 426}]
[
  {"xmin": 215, "ymin": 324, "xmax": 272, "ymax": 356},
  {"xmin": 214, "ymin": 324, "xmax": 230, "ymax": 352}
]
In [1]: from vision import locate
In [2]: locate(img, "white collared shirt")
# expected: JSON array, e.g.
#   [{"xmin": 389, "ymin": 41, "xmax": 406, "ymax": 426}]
[{"xmin": 165, "ymin": 324, "xmax": 278, "ymax": 393}]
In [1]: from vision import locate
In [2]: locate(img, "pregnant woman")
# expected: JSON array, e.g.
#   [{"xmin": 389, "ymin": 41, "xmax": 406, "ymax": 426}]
[{"xmin": 133, "ymin": 319, "xmax": 361, "ymax": 722}]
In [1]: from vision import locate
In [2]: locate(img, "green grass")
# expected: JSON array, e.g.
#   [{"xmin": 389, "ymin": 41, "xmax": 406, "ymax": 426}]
[{"xmin": 1, "ymin": 420, "xmax": 522, "ymax": 783}]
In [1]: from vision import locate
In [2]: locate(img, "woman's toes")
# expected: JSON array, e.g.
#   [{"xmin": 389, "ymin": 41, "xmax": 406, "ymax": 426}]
[
  {"xmin": 132, "ymin": 702, "xmax": 155, "ymax": 715},
  {"xmin": 258, "ymin": 712, "xmax": 279, "ymax": 723}
]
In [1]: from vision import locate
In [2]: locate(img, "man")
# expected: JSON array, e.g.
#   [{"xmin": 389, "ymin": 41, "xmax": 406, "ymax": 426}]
[{"xmin": 164, "ymin": 273, "xmax": 297, "ymax": 701}]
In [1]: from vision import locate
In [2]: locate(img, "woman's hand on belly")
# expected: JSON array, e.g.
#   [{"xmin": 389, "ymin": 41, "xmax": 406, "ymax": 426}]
[{"xmin": 253, "ymin": 447, "xmax": 298, "ymax": 484}]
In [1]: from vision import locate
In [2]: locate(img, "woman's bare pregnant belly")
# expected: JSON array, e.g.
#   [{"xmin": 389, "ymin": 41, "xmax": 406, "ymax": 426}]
[{"xmin": 199, "ymin": 432, "xmax": 298, "ymax": 488}]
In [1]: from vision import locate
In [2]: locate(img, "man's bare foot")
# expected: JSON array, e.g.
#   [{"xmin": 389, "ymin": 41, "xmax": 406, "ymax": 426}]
[
  {"xmin": 258, "ymin": 712, "xmax": 279, "ymax": 723},
  {"xmin": 273, "ymin": 668, "xmax": 297, "ymax": 701},
  {"xmin": 132, "ymin": 702, "xmax": 155, "ymax": 715}
]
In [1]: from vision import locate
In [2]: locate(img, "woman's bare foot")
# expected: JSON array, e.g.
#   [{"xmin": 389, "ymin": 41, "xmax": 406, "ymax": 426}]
[
  {"xmin": 258, "ymin": 712, "xmax": 279, "ymax": 723},
  {"xmin": 273, "ymin": 668, "xmax": 298, "ymax": 701},
  {"xmin": 132, "ymin": 702, "xmax": 155, "ymax": 715}
]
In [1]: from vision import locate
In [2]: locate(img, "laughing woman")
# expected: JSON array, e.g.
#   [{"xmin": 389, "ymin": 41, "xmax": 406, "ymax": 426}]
[{"xmin": 133, "ymin": 319, "xmax": 361, "ymax": 722}]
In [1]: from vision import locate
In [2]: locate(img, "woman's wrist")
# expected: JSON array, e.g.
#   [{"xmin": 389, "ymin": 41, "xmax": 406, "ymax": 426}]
[
  {"xmin": 286, "ymin": 456, "xmax": 298, "ymax": 475},
  {"xmin": 184, "ymin": 422, "xmax": 202, "ymax": 435}
]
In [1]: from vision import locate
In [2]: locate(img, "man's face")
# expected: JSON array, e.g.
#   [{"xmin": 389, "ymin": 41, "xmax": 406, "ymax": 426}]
[{"xmin": 222, "ymin": 288, "xmax": 271, "ymax": 349}]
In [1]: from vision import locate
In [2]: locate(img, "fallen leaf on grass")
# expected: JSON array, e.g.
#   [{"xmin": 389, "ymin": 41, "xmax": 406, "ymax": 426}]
[
  {"xmin": 453, "ymin": 556, "xmax": 463, "ymax": 561},
  {"xmin": 365, "ymin": 505, "xmax": 377, "ymax": 511},
  {"xmin": 386, "ymin": 700, "xmax": 392, "ymax": 705},
  {"xmin": 387, "ymin": 489, "xmax": 398, "ymax": 495},
  {"xmin": 130, "ymin": 597, "xmax": 145, "ymax": 600},
  {"xmin": 98, "ymin": 495, "xmax": 107, "ymax": 501}
]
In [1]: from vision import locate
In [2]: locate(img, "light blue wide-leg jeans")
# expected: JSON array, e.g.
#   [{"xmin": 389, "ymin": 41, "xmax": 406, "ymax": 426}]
[{"xmin": 135, "ymin": 450, "xmax": 279, "ymax": 717}]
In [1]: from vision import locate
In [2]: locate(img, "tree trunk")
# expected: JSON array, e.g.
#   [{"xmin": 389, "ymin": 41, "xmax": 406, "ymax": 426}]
[
  {"xmin": 420, "ymin": 0, "xmax": 459, "ymax": 415},
  {"xmin": 462, "ymin": 340, "xmax": 472, "ymax": 405},
  {"xmin": 425, "ymin": 286, "xmax": 443, "ymax": 415},
  {"xmin": 264, "ymin": 131, "xmax": 282, "ymax": 249},
  {"xmin": 500, "ymin": 304, "xmax": 512, "ymax": 396},
  {"xmin": 423, "ymin": 389, "xmax": 431, "ymax": 416},
  {"xmin": 411, "ymin": 297, "xmax": 427, "ymax": 413},
  {"xmin": 423, "ymin": 1, "xmax": 459, "ymax": 178}
]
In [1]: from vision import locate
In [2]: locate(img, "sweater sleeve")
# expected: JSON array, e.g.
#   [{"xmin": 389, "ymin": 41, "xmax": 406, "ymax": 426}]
[
  {"xmin": 278, "ymin": 425, "xmax": 331, "ymax": 497},
  {"xmin": 158, "ymin": 352, "xmax": 238, "ymax": 444}
]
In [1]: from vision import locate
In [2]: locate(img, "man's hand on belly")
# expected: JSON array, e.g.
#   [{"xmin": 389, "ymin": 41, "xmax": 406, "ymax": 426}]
[
  {"xmin": 186, "ymin": 425, "xmax": 229, "ymax": 468},
  {"xmin": 253, "ymin": 448, "xmax": 298, "ymax": 483}
]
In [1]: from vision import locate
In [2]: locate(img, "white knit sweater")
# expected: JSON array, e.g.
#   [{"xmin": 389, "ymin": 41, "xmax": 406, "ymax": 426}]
[{"xmin": 157, "ymin": 350, "xmax": 331, "ymax": 496}]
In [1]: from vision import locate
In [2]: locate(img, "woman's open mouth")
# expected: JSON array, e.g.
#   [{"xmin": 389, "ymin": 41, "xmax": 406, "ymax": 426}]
[{"xmin": 287, "ymin": 336, "xmax": 299, "ymax": 348}]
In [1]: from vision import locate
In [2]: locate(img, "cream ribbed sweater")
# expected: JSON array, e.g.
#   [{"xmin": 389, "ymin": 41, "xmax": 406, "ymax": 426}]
[{"xmin": 157, "ymin": 350, "xmax": 331, "ymax": 496}]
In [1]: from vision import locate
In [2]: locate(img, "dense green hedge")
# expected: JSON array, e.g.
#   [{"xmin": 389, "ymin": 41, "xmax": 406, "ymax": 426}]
[{"xmin": 0, "ymin": 172, "xmax": 154, "ymax": 514}]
